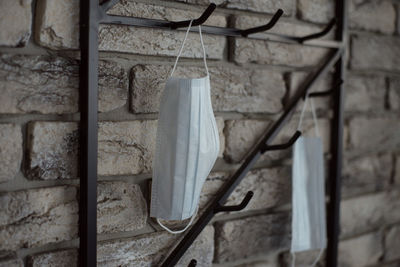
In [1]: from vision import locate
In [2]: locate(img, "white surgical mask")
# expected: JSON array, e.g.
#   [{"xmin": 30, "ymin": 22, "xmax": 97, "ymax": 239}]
[
  {"xmin": 291, "ymin": 96, "xmax": 327, "ymax": 266},
  {"xmin": 150, "ymin": 20, "xmax": 220, "ymax": 234}
]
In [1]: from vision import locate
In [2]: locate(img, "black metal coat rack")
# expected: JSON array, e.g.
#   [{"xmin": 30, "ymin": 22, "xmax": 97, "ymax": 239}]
[{"xmin": 79, "ymin": 1, "xmax": 347, "ymax": 266}]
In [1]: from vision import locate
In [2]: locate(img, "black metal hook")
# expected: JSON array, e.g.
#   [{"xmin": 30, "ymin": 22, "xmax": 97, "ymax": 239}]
[
  {"xmin": 241, "ymin": 9, "xmax": 284, "ymax": 37},
  {"xmin": 214, "ymin": 191, "xmax": 254, "ymax": 213},
  {"xmin": 169, "ymin": 4, "xmax": 217, "ymax": 29},
  {"xmin": 261, "ymin": 130, "xmax": 301, "ymax": 153},
  {"xmin": 296, "ymin": 19, "xmax": 336, "ymax": 43},
  {"xmin": 303, "ymin": 79, "xmax": 343, "ymax": 100},
  {"xmin": 308, "ymin": 79, "xmax": 343, "ymax": 98},
  {"xmin": 188, "ymin": 259, "xmax": 197, "ymax": 267}
]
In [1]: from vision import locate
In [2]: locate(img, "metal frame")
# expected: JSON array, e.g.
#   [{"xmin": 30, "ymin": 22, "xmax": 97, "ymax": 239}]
[{"xmin": 79, "ymin": 1, "xmax": 346, "ymax": 266}]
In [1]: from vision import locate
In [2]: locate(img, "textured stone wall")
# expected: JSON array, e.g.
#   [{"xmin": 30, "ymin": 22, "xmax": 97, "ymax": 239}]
[{"xmin": 0, "ymin": 0, "xmax": 399, "ymax": 266}]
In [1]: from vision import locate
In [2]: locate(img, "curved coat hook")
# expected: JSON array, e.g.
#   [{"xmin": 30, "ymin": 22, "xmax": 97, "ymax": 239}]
[
  {"xmin": 241, "ymin": 9, "xmax": 284, "ymax": 37},
  {"xmin": 170, "ymin": 4, "xmax": 217, "ymax": 29},
  {"xmin": 261, "ymin": 130, "xmax": 301, "ymax": 153},
  {"xmin": 297, "ymin": 19, "xmax": 336, "ymax": 43},
  {"xmin": 308, "ymin": 79, "xmax": 343, "ymax": 98},
  {"xmin": 214, "ymin": 191, "xmax": 254, "ymax": 213}
]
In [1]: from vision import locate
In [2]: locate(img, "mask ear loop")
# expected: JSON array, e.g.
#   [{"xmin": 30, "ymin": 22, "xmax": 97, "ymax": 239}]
[
  {"xmin": 170, "ymin": 20, "xmax": 194, "ymax": 77},
  {"xmin": 198, "ymin": 25, "xmax": 209, "ymax": 77},
  {"xmin": 297, "ymin": 94, "xmax": 320, "ymax": 137},
  {"xmin": 156, "ymin": 205, "xmax": 198, "ymax": 234}
]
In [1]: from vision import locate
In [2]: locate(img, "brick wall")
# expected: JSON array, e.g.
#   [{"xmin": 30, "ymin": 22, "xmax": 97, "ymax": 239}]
[{"xmin": 0, "ymin": 0, "xmax": 399, "ymax": 266}]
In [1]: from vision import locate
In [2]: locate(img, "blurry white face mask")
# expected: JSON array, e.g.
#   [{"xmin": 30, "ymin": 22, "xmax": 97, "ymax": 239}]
[
  {"xmin": 150, "ymin": 20, "xmax": 220, "ymax": 234},
  {"xmin": 291, "ymin": 96, "xmax": 327, "ymax": 266}
]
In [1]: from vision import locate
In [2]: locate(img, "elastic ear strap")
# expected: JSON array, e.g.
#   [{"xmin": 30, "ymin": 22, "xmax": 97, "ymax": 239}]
[
  {"xmin": 198, "ymin": 25, "xmax": 209, "ymax": 76},
  {"xmin": 170, "ymin": 20, "xmax": 193, "ymax": 77},
  {"xmin": 310, "ymin": 247, "xmax": 324, "ymax": 267},
  {"xmin": 297, "ymin": 94, "xmax": 320, "ymax": 137},
  {"xmin": 156, "ymin": 206, "xmax": 198, "ymax": 234}
]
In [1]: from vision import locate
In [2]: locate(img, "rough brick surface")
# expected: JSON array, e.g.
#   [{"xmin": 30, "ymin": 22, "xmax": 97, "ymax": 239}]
[
  {"xmin": 385, "ymin": 225, "xmax": 400, "ymax": 262},
  {"xmin": 0, "ymin": 257, "xmax": 23, "ymax": 267},
  {"xmin": 214, "ymin": 213, "xmax": 290, "ymax": 263},
  {"xmin": 348, "ymin": 117, "xmax": 400, "ymax": 151},
  {"xmin": 350, "ymin": 35, "xmax": 400, "ymax": 72},
  {"xmin": 349, "ymin": 0, "xmax": 396, "ymax": 34},
  {"xmin": 0, "ymin": 124, "xmax": 22, "ymax": 183},
  {"xmin": 0, "ymin": 186, "xmax": 78, "ymax": 251},
  {"xmin": 98, "ymin": 121, "xmax": 157, "ymax": 176},
  {"xmin": 396, "ymin": 155, "xmax": 400, "ymax": 185},
  {"xmin": 389, "ymin": 77, "xmax": 400, "ymax": 110},
  {"xmin": 342, "ymin": 154, "xmax": 391, "ymax": 197},
  {"xmin": 170, "ymin": 0, "xmax": 295, "ymax": 15},
  {"xmin": 131, "ymin": 64, "xmax": 285, "ymax": 114},
  {"xmin": 0, "ymin": 54, "xmax": 128, "ymax": 114},
  {"xmin": 35, "ymin": 0, "xmax": 226, "ymax": 58},
  {"xmin": 27, "ymin": 122, "xmax": 79, "ymax": 180},
  {"xmin": 97, "ymin": 226, "xmax": 214, "ymax": 266},
  {"xmin": 29, "ymin": 249, "xmax": 78, "ymax": 267},
  {"xmin": 97, "ymin": 182, "xmax": 147, "ymax": 233},
  {"xmin": 340, "ymin": 190, "xmax": 400, "ymax": 238},
  {"xmin": 345, "ymin": 74, "xmax": 385, "ymax": 112},
  {"xmin": 0, "ymin": 0, "xmax": 32, "ymax": 47},
  {"xmin": 234, "ymin": 39, "xmax": 329, "ymax": 67},
  {"xmin": 297, "ymin": 0, "xmax": 334, "ymax": 24},
  {"xmin": 338, "ymin": 232, "xmax": 383, "ymax": 267}
]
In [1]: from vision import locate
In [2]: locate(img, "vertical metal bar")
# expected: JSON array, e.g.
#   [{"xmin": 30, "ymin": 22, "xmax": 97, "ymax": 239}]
[
  {"xmin": 79, "ymin": 0, "xmax": 99, "ymax": 266},
  {"xmin": 326, "ymin": 0, "xmax": 347, "ymax": 266}
]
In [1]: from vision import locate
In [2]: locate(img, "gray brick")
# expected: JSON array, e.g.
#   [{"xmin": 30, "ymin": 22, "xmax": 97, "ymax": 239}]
[
  {"xmin": 389, "ymin": 77, "xmax": 400, "ymax": 111},
  {"xmin": 233, "ymin": 39, "xmax": 329, "ymax": 67},
  {"xmin": 131, "ymin": 64, "xmax": 286, "ymax": 114},
  {"xmin": 28, "ymin": 249, "xmax": 78, "ymax": 267},
  {"xmin": 350, "ymin": 34, "xmax": 400, "ymax": 72},
  {"xmin": 0, "ymin": 257, "xmax": 23, "ymax": 267},
  {"xmin": 342, "ymin": 153, "xmax": 391, "ymax": 197},
  {"xmin": 214, "ymin": 213, "xmax": 290, "ymax": 263},
  {"xmin": 348, "ymin": 117, "xmax": 400, "ymax": 151},
  {"xmin": 0, "ymin": 186, "xmax": 78, "ymax": 251},
  {"xmin": 27, "ymin": 122, "xmax": 79, "ymax": 180},
  {"xmin": 97, "ymin": 226, "xmax": 214, "ymax": 266},
  {"xmin": 98, "ymin": 121, "xmax": 157, "ymax": 176},
  {"xmin": 0, "ymin": 54, "xmax": 128, "ymax": 114},
  {"xmin": 345, "ymin": 74, "xmax": 385, "ymax": 112},
  {"xmin": 349, "ymin": 0, "xmax": 396, "ymax": 34},
  {"xmin": 0, "ymin": 124, "xmax": 22, "ymax": 183},
  {"xmin": 385, "ymin": 224, "xmax": 400, "ymax": 262},
  {"xmin": 97, "ymin": 182, "xmax": 147, "ymax": 233},
  {"xmin": 0, "ymin": 0, "xmax": 32, "ymax": 47},
  {"xmin": 340, "ymin": 189, "xmax": 400, "ymax": 238},
  {"xmin": 297, "ymin": 0, "xmax": 335, "ymax": 24},
  {"xmin": 338, "ymin": 232, "xmax": 383, "ymax": 267}
]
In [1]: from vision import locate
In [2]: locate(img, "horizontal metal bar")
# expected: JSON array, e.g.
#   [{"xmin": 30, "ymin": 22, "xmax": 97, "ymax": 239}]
[
  {"xmin": 100, "ymin": 14, "xmax": 342, "ymax": 49},
  {"xmin": 160, "ymin": 48, "xmax": 342, "ymax": 267}
]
